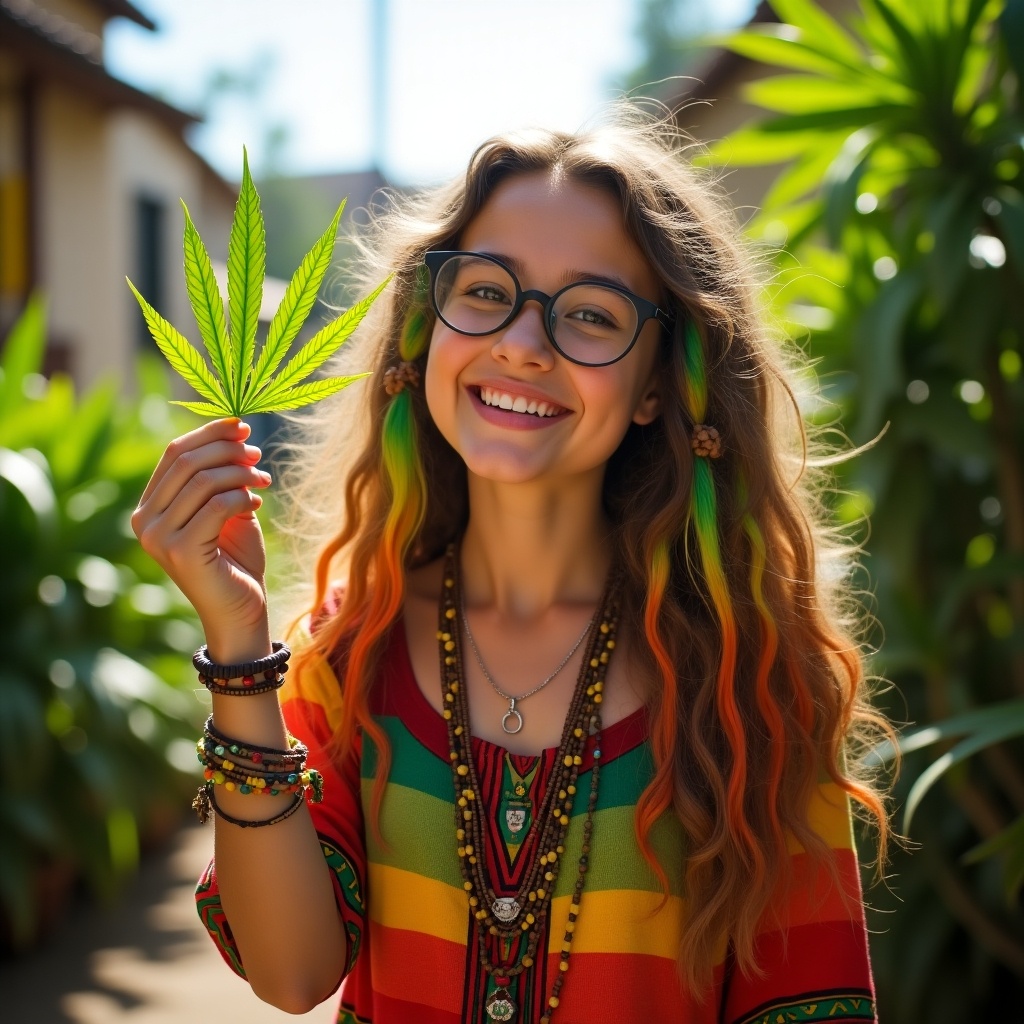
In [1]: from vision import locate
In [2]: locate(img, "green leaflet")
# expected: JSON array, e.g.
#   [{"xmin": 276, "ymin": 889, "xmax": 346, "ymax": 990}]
[
  {"xmin": 242, "ymin": 374, "xmax": 372, "ymax": 414},
  {"xmin": 227, "ymin": 149, "xmax": 265, "ymax": 410},
  {"xmin": 181, "ymin": 201, "xmax": 233, "ymax": 388},
  {"xmin": 246, "ymin": 199, "xmax": 348, "ymax": 402},
  {"xmin": 254, "ymin": 277, "xmax": 390, "ymax": 402},
  {"xmin": 169, "ymin": 401, "xmax": 229, "ymax": 416},
  {"xmin": 127, "ymin": 149, "xmax": 388, "ymax": 418},
  {"xmin": 126, "ymin": 280, "xmax": 226, "ymax": 407}
]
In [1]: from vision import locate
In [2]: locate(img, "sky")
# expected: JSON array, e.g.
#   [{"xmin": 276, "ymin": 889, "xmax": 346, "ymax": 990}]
[{"xmin": 105, "ymin": 0, "xmax": 757, "ymax": 186}]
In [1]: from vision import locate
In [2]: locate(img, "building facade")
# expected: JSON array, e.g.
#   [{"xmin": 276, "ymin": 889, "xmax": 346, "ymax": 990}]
[{"xmin": 0, "ymin": 0, "xmax": 235, "ymax": 390}]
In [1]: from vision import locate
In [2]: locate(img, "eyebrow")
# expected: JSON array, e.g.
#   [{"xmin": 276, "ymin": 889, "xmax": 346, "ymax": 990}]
[{"xmin": 477, "ymin": 250, "xmax": 634, "ymax": 293}]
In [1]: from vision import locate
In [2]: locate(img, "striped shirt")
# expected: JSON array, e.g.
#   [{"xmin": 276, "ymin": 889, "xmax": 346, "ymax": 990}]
[{"xmin": 197, "ymin": 618, "xmax": 877, "ymax": 1023}]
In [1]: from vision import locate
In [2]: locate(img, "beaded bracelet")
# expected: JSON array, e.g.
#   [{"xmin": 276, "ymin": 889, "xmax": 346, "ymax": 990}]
[
  {"xmin": 197, "ymin": 747, "xmax": 313, "ymax": 788},
  {"xmin": 197, "ymin": 742, "xmax": 306, "ymax": 778},
  {"xmin": 192, "ymin": 767, "xmax": 323, "ymax": 824},
  {"xmin": 193, "ymin": 642, "xmax": 291, "ymax": 693},
  {"xmin": 199, "ymin": 764, "xmax": 320, "ymax": 799},
  {"xmin": 203, "ymin": 785, "xmax": 306, "ymax": 829},
  {"xmin": 192, "ymin": 715, "xmax": 324, "ymax": 823},
  {"xmin": 197, "ymin": 743, "xmax": 321, "ymax": 792},
  {"xmin": 198, "ymin": 671, "xmax": 286, "ymax": 695},
  {"xmin": 201, "ymin": 716, "xmax": 306, "ymax": 766}
]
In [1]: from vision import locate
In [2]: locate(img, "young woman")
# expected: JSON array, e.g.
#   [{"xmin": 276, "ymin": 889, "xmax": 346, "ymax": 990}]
[{"xmin": 133, "ymin": 109, "xmax": 894, "ymax": 1024}]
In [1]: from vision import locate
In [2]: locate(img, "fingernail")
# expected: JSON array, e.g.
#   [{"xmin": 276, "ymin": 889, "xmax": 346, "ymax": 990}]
[
  {"xmin": 259, "ymin": 470, "xmax": 272, "ymax": 482},
  {"xmin": 244, "ymin": 445, "xmax": 262, "ymax": 460}
]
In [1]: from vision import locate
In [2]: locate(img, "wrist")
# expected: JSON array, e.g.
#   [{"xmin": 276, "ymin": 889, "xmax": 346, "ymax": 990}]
[{"xmin": 202, "ymin": 630, "xmax": 273, "ymax": 667}]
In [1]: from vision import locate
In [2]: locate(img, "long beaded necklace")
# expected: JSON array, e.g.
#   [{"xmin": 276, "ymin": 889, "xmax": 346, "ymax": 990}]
[{"xmin": 437, "ymin": 542, "xmax": 621, "ymax": 1024}]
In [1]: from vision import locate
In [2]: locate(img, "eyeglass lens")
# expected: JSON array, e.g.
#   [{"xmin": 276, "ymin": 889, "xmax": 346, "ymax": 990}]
[{"xmin": 432, "ymin": 254, "xmax": 640, "ymax": 365}]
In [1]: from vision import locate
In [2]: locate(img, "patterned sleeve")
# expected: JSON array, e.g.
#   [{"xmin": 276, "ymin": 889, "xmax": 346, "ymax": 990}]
[
  {"xmin": 719, "ymin": 781, "xmax": 877, "ymax": 1024},
  {"xmin": 195, "ymin": 628, "xmax": 367, "ymax": 982}
]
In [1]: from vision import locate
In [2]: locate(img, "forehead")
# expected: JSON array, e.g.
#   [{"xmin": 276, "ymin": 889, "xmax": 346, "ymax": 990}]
[{"xmin": 459, "ymin": 170, "xmax": 661, "ymax": 299}]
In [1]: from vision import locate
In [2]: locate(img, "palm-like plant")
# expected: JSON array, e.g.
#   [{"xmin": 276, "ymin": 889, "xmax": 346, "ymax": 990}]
[
  {"xmin": 0, "ymin": 298, "xmax": 212, "ymax": 949},
  {"xmin": 707, "ymin": 1, "xmax": 1024, "ymax": 1018}
]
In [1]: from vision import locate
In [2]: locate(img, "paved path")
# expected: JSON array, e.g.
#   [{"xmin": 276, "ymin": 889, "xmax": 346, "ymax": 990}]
[{"xmin": 0, "ymin": 820, "xmax": 337, "ymax": 1023}]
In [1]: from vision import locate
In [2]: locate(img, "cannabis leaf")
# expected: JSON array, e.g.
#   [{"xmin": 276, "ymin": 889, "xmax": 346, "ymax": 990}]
[{"xmin": 127, "ymin": 148, "xmax": 386, "ymax": 417}]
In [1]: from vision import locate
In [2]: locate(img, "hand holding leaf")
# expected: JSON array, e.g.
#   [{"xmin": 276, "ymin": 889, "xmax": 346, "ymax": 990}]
[{"xmin": 128, "ymin": 149, "xmax": 388, "ymax": 416}]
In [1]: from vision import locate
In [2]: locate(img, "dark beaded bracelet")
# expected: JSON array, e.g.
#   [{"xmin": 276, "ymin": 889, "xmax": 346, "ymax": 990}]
[
  {"xmin": 192, "ymin": 641, "xmax": 291, "ymax": 682},
  {"xmin": 203, "ymin": 784, "xmax": 306, "ymax": 828},
  {"xmin": 197, "ymin": 670, "xmax": 285, "ymax": 695},
  {"xmin": 202, "ymin": 715, "xmax": 306, "ymax": 762}
]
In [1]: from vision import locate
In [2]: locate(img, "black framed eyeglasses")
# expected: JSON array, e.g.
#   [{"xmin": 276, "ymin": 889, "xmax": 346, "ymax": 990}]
[{"xmin": 423, "ymin": 250, "xmax": 675, "ymax": 367}]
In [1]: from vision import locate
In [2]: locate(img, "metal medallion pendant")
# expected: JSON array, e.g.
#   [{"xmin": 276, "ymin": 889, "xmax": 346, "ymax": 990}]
[
  {"xmin": 501, "ymin": 697, "xmax": 524, "ymax": 735},
  {"xmin": 491, "ymin": 896, "xmax": 522, "ymax": 923},
  {"xmin": 486, "ymin": 988, "xmax": 516, "ymax": 1021}
]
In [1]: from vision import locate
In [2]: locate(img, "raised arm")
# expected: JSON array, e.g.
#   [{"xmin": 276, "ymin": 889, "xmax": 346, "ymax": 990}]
[{"xmin": 132, "ymin": 417, "xmax": 347, "ymax": 1012}]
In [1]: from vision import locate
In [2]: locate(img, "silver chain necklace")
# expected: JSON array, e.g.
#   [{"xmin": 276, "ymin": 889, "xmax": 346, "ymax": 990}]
[{"xmin": 460, "ymin": 597, "xmax": 594, "ymax": 735}]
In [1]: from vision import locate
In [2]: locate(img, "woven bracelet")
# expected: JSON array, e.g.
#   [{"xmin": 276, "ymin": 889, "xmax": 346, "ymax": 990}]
[
  {"xmin": 193, "ymin": 641, "xmax": 291, "ymax": 681},
  {"xmin": 201, "ymin": 784, "xmax": 306, "ymax": 828}
]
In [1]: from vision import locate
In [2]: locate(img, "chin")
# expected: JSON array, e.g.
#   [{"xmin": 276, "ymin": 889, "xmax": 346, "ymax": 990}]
[{"xmin": 462, "ymin": 449, "xmax": 552, "ymax": 485}]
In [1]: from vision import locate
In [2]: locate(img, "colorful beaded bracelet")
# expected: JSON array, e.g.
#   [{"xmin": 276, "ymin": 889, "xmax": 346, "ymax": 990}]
[
  {"xmin": 199, "ymin": 784, "xmax": 306, "ymax": 828},
  {"xmin": 197, "ymin": 735, "xmax": 306, "ymax": 771},
  {"xmin": 192, "ymin": 769, "xmax": 323, "ymax": 823},
  {"xmin": 192, "ymin": 641, "xmax": 291, "ymax": 682},
  {"xmin": 199, "ymin": 764, "xmax": 321, "ymax": 800},
  {"xmin": 196, "ymin": 747, "xmax": 312, "ymax": 787}
]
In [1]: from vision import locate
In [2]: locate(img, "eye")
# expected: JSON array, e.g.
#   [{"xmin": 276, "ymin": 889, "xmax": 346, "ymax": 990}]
[
  {"xmin": 568, "ymin": 306, "xmax": 616, "ymax": 328},
  {"xmin": 466, "ymin": 282, "xmax": 513, "ymax": 304},
  {"xmin": 555, "ymin": 284, "xmax": 632, "ymax": 336}
]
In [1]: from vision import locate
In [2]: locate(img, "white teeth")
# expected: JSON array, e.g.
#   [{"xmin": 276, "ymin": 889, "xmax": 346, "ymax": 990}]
[{"xmin": 478, "ymin": 387, "xmax": 562, "ymax": 416}]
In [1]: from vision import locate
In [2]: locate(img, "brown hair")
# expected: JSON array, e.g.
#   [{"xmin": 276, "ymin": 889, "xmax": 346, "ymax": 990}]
[{"xmin": 278, "ymin": 104, "xmax": 896, "ymax": 995}]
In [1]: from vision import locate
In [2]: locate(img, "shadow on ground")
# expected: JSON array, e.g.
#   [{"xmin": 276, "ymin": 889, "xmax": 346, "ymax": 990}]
[{"xmin": 0, "ymin": 820, "xmax": 335, "ymax": 1024}]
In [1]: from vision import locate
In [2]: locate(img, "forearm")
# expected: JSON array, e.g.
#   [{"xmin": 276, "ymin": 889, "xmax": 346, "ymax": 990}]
[{"xmin": 206, "ymin": 637, "xmax": 347, "ymax": 1012}]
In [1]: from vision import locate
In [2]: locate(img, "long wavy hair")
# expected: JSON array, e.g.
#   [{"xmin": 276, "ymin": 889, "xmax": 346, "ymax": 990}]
[{"xmin": 279, "ymin": 105, "xmax": 896, "ymax": 994}]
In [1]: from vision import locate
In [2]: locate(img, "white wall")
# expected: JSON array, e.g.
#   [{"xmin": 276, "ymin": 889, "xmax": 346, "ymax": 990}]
[
  {"xmin": 34, "ymin": 87, "xmax": 236, "ymax": 393},
  {"xmin": 37, "ymin": 83, "xmax": 120, "ymax": 389}
]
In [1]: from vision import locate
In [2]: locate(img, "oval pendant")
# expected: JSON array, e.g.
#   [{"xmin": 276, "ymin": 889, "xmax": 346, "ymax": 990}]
[
  {"xmin": 486, "ymin": 988, "xmax": 516, "ymax": 1021},
  {"xmin": 501, "ymin": 698, "xmax": 523, "ymax": 734},
  {"xmin": 501, "ymin": 708, "xmax": 524, "ymax": 734},
  {"xmin": 491, "ymin": 896, "xmax": 522, "ymax": 923}
]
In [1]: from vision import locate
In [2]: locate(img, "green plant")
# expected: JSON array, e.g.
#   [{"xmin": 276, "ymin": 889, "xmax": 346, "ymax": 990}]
[
  {"xmin": 128, "ymin": 149, "xmax": 387, "ymax": 417},
  {"xmin": 705, "ymin": 0, "xmax": 1024, "ymax": 1018},
  {"xmin": 0, "ymin": 296, "xmax": 214, "ymax": 949}
]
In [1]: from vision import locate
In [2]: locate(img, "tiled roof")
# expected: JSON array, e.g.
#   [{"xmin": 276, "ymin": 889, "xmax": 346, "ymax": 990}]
[
  {"xmin": 2, "ymin": 0, "xmax": 105, "ymax": 63},
  {"xmin": 0, "ymin": 0, "xmax": 197, "ymax": 132}
]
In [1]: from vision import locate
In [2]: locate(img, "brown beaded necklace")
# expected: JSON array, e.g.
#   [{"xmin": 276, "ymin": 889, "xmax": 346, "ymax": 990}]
[{"xmin": 437, "ymin": 542, "xmax": 620, "ymax": 1023}]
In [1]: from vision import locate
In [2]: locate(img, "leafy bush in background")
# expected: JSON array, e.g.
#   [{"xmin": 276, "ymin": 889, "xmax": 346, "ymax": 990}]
[
  {"xmin": 0, "ymin": 296, "xmax": 210, "ymax": 950},
  {"xmin": 710, "ymin": 0, "xmax": 1024, "ymax": 1018}
]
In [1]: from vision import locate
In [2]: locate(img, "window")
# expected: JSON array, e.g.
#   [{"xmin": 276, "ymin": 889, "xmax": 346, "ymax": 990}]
[{"xmin": 135, "ymin": 195, "xmax": 164, "ymax": 348}]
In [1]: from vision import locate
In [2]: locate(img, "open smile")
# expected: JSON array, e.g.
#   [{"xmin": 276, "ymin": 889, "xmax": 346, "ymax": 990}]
[
  {"xmin": 476, "ymin": 385, "xmax": 568, "ymax": 418},
  {"xmin": 467, "ymin": 385, "xmax": 571, "ymax": 429}
]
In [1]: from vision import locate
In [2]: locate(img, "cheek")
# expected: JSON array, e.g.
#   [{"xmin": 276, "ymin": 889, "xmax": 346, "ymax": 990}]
[{"xmin": 424, "ymin": 326, "xmax": 468, "ymax": 434}]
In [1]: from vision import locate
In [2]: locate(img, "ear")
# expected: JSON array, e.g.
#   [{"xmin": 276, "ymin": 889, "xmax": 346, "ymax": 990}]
[{"xmin": 631, "ymin": 367, "xmax": 662, "ymax": 426}]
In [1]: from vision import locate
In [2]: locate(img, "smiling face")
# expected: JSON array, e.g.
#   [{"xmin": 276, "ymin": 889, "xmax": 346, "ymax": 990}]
[{"xmin": 424, "ymin": 171, "xmax": 665, "ymax": 488}]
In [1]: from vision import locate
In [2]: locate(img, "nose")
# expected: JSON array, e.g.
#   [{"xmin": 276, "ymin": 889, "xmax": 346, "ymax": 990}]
[{"xmin": 489, "ymin": 296, "xmax": 555, "ymax": 369}]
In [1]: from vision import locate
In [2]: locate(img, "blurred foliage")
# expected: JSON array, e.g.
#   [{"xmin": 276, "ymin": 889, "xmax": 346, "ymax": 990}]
[
  {"xmin": 703, "ymin": 0, "xmax": 1024, "ymax": 1018},
  {"xmin": 0, "ymin": 296, "xmax": 211, "ymax": 951}
]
